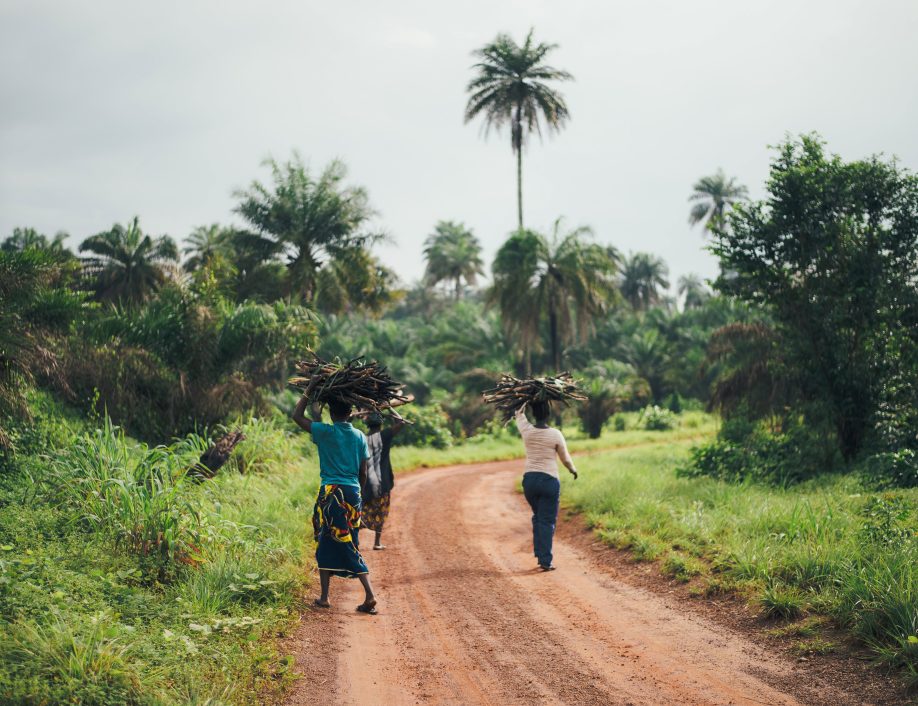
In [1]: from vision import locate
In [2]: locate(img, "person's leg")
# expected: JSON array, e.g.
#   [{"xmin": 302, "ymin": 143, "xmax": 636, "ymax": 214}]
[
  {"xmin": 522, "ymin": 473, "xmax": 542, "ymax": 560},
  {"xmin": 535, "ymin": 476, "xmax": 561, "ymax": 568},
  {"xmin": 316, "ymin": 569, "xmax": 331, "ymax": 606},
  {"xmin": 374, "ymin": 530, "xmax": 383, "ymax": 549},
  {"xmin": 356, "ymin": 573, "xmax": 377, "ymax": 612}
]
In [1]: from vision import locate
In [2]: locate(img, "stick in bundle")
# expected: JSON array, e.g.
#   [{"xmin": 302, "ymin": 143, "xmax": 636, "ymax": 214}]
[
  {"xmin": 482, "ymin": 372, "xmax": 588, "ymax": 422},
  {"xmin": 288, "ymin": 351, "xmax": 410, "ymax": 412}
]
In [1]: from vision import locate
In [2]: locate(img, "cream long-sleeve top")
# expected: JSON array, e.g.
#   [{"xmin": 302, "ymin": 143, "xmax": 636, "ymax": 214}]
[{"xmin": 515, "ymin": 408, "xmax": 575, "ymax": 479}]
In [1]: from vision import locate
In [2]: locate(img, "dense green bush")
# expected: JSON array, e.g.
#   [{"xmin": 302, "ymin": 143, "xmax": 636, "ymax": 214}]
[
  {"xmin": 389, "ymin": 403, "xmax": 454, "ymax": 449},
  {"xmin": 640, "ymin": 405, "xmax": 676, "ymax": 431},
  {"xmin": 679, "ymin": 422, "xmax": 841, "ymax": 485}
]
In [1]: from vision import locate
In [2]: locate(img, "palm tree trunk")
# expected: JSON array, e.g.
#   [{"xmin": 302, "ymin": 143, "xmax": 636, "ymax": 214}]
[
  {"xmin": 455, "ymin": 277, "xmax": 461, "ymax": 301},
  {"xmin": 516, "ymin": 146, "xmax": 523, "ymax": 230},
  {"xmin": 549, "ymin": 306, "xmax": 561, "ymax": 372}
]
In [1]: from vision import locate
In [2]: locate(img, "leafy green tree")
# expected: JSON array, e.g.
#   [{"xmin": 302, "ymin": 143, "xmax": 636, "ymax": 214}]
[
  {"xmin": 618, "ymin": 252, "xmax": 670, "ymax": 311},
  {"xmin": 0, "ymin": 250, "xmax": 83, "ymax": 448},
  {"xmin": 314, "ymin": 246, "xmax": 399, "ymax": 315},
  {"xmin": 2, "ymin": 227, "xmax": 71, "ymax": 257},
  {"xmin": 491, "ymin": 220, "xmax": 617, "ymax": 373},
  {"xmin": 79, "ymin": 217, "xmax": 179, "ymax": 304},
  {"xmin": 712, "ymin": 135, "xmax": 918, "ymax": 460},
  {"xmin": 689, "ymin": 169, "xmax": 748, "ymax": 233},
  {"xmin": 423, "ymin": 221, "xmax": 485, "ymax": 300},
  {"xmin": 465, "ymin": 30, "xmax": 572, "ymax": 229},
  {"xmin": 677, "ymin": 273, "xmax": 711, "ymax": 310},
  {"xmin": 234, "ymin": 155, "xmax": 383, "ymax": 303}
]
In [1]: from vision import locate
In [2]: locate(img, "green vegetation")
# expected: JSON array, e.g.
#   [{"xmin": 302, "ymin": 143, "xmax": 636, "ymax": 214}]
[
  {"xmin": 0, "ymin": 396, "xmax": 318, "ymax": 704},
  {"xmin": 563, "ymin": 439, "xmax": 918, "ymax": 684},
  {"xmin": 690, "ymin": 135, "xmax": 918, "ymax": 487}
]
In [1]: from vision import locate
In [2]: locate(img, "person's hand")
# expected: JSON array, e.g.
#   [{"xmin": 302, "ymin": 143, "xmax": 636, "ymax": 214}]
[
  {"xmin": 570, "ymin": 468, "xmax": 578, "ymax": 480},
  {"xmin": 309, "ymin": 401, "xmax": 324, "ymax": 420}
]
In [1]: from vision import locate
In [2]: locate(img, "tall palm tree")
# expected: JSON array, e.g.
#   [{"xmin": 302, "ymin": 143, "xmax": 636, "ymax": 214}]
[
  {"xmin": 79, "ymin": 217, "xmax": 178, "ymax": 303},
  {"xmin": 618, "ymin": 252, "xmax": 670, "ymax": 311},
  {"xmin": 1, "ymin": 227, "xmax": 71, "ymax": 256},
  {"xmin": 677, "ymin": 273, "xmax": 711, "ymax": 310},
  {"xmin": 183, "ymin": 224, "xmax": 233, "ymax": 272},
  {"xmin": 235, "ymin": 155, "xmax": 383, "ymax": 302},
  {"xmin": 490, "ymin": 219, "xmax": 617, "ymax": 373},
  {"xmin": 618, "ymin": 252, "xmax": 669, "ymax": 311},
  {"xmin": 423, "ymin": 221, "xmax": 485, "ymax": 300},
  {"xmin": 465, "ymin": 30, "xmax": 573, "ymax": 229},
  {"xmin": 688, "ymin": 170, "xmax": 748, "ymax": 233}
]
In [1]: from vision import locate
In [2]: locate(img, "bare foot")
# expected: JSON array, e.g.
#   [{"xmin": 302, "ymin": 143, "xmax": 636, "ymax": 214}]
[{"xmin": 314, "ymin": 598, "xmax": 331, "ymax": 608}]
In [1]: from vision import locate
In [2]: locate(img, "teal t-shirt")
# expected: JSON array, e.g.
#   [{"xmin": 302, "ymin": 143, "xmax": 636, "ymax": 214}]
[{"xmin": 311, "ymin": 421, "xmax": 369, "ymax": 488}]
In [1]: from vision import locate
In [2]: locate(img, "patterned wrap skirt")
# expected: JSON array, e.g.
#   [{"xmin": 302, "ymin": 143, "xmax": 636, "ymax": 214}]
[
  {"xmin": 361, "ymin": 492, "xmax": 391, "ymax": 532},
  {"xmin": 312, "ymin": 484, "xmax": 368, "ymax": 577}
]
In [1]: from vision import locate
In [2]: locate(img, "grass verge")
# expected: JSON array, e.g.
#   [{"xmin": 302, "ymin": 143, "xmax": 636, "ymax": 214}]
[
  {"xmin": 0, "ymin": 398, "xmax": 320, "ymax": 705},
  {"xmin": 561, "ymin": 438, "xmax": 918, "ymax": 687}
]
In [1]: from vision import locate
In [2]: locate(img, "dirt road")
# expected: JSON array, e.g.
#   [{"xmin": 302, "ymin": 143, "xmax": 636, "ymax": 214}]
[{"xmin": 283, "ymin": 460, "xmax": 872, "ymax": 705}]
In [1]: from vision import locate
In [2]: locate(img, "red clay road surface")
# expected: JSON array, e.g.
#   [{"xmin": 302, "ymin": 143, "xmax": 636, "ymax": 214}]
[{"xmin": 283, "ymin": 460, "xmax": 875, "ymax": 706}]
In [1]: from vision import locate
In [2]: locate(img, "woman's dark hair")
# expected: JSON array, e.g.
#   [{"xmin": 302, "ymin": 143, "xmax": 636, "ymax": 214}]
[
  {"xmin": 328, "ymin": 399, "xmax": 352, "ymax": 420},
  {"xmin": 530, "ymin": 400, "xmax": 551, "ymax": 423}
]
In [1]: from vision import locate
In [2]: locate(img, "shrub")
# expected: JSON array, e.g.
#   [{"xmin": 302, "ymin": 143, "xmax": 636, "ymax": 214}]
[
  {"xmin": 613, "ymin": 414, "xmax": 627, "ymax": 432},
  {"xmin": 678, "ymin": 422, "xmax": 840, "ymax": 485},
  {"xmin": 861, "ymin": 449, "xmax": 918, "ymax": 489},
  {"xmin": 641, "ymin": 405, "xmax": 676, "ymax": 431},
  {"xmin": 666, "ymin": 392, "xmax": 683, "ymax": 414},
  {"xmin": 389, "ymin": 403, "xmax": 454, "ymax": 449}
]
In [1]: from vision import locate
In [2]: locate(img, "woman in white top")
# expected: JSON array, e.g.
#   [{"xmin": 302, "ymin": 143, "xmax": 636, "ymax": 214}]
[{"xmin": 515, "ymin": 400, "xmax": 578, "ymax": 571}]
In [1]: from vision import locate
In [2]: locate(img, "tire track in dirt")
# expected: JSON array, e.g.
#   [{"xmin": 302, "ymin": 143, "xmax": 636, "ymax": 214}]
[{"xmin": 282, "ymin": 459, "xmax": 868, "ymax": 705}]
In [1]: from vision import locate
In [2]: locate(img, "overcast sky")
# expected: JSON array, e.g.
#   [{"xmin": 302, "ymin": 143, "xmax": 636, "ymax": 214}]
[{"xmin": 2, "ymin": 0, "xmax": 917, "ymax": 289}]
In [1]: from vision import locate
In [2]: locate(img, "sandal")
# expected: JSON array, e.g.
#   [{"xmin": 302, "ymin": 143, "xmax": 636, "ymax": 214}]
[
  {"xmin": 356, "ymin": 601, "xmax": 378, "ymax": 615},
  {"xmin": 314, "ymin": 598, "xmax": 331, "ymax": 608},
  {"xmin": 373, "ymin": 545, "xmax": 386, "ymax": 551}
]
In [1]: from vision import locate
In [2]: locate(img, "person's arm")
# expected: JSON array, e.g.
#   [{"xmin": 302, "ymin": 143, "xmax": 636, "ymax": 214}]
[
  {"xmin": 555, "ymin": 432, "xmax": 578, "ymax": 479},
  {"xmin": 515, "ymin": 405, "xmax": 533, "ymax": 435},
  {"xmin": 292, "ymin": 398, "xmax": 323, "ymax": 433},
  {"xmin": 359, "ymin": 458, "xmax": 368, "ymax": 489},
  {"xmin": 389, "ymin": 418, "xmax": 406, "ymax": 437}
]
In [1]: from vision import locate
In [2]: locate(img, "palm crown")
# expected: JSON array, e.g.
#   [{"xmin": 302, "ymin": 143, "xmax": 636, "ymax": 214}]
[
  {"xmin": 619, "ymin": 252, "xmax": 670, "ymax": 311},
  {"xmin": 465, "ymin": 30, "xmax": 572, "ymax": 229},
  {"xmin": 689, "ymin": 170, "xmax": 748, "ymax": 232},
  {"xmin": 490, "ymin": 220, "xmax": 617, "ymax": 373},
  {"xmin": 423, "ymin": 221, "xmax": 485, "ymax": 300},
  {"xmin": 79, "ymin": 217, "xmax": 178, "ymax": 303}
]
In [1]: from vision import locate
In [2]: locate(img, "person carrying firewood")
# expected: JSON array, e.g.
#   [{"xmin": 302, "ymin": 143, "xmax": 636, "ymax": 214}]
[
  {"xmin": 292, "ymin": 396, "xmax": 378, "ymax": 615},
  {"xmin": 361, "ymin": 412, "xmax": 405, "ymax": 550},
  {"xmin": 515, "ymin": 400, "xmax": 578, "ymax": 572}
]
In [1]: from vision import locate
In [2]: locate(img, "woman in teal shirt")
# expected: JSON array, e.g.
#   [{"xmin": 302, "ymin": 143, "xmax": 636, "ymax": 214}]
[{"xmin": 293, "ymin": 396, "xmax": 378, "ymax": 614}]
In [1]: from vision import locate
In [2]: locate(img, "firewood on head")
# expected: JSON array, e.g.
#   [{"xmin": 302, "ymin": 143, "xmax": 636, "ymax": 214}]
[
  {"xmin": 482, "ymin": 373, "xmax": 588, "ymax": 422},
  {"xmin": 288, "ymin": 351, "xmax": 409, "ymax": 412}
]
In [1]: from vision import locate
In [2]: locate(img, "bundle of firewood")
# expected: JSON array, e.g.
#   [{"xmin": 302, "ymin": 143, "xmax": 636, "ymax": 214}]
[
  {"xmin": 482, "ymin": 373, "xmax": 587, "ymax": 421},
  {"xmin": 288, "ymin": 352, "xmax": 409, "ymax": 411}
]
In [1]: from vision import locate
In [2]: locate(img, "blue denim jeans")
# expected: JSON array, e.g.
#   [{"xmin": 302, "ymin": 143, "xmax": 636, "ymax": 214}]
[{"xmin": 522, "ymin": 472, "xmax": 560, "ymax": 568}]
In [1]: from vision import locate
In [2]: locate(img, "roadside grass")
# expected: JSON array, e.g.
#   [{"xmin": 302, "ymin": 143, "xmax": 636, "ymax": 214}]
[
  {"xmin": 561, "ymin": 439, "xmax": 918, "ymax": 684},
  {"xmin": 392, "ymin": 410, "xmax": 716, "ymax": 470},
  {"xmin": 0, "ymin": 397, "xmax": 320, "ymax": 705}
]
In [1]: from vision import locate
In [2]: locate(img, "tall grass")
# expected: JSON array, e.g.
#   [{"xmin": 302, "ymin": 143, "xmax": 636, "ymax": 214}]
[
  {"xmin": 564, "ymin": 440, "xmax": 918, "ymax": 682},
  {"xmin": 1, "ymin": 407, "xmax": 319, "ymax": 703}
]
